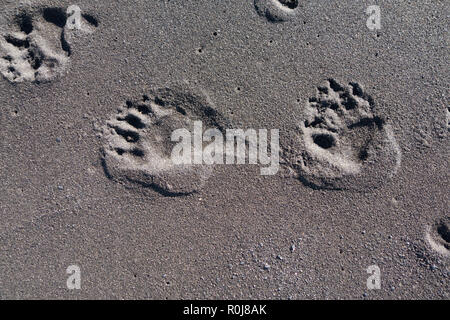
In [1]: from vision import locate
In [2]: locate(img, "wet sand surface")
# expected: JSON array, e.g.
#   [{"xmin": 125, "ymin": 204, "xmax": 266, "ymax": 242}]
[{"xmin": 0, "ymin": 0, "xmax": 448, "ymax": 299}]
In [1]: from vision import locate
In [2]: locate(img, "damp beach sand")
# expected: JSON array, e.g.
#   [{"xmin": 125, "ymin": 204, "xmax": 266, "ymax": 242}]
[{"xmin": 0, "ymin": 0, "xmax": 448, "ymax": 299}]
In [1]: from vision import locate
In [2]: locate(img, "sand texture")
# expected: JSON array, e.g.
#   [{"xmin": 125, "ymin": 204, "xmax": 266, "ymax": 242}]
[{"xmin": 0, "ymin": 0, "xmax": 448, "ymax": 299}]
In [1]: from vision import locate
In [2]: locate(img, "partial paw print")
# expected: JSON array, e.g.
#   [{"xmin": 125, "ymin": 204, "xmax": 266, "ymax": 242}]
[
  {"xmin": 254, "ymin": 0, "xmax": 300, "ymax": 23},
  {"xmin": 283, "ymin": 79, "xmax": 402, "ymax": 191},
  {"xmin": 101, "ymin": 87, "xmax": 231, "ymax": 196},
  {"xmin": 447, "ymin": 107, "xmax": 450, "ymax": 132},
  {"xmin": 426, "ymin": 217, "xmax": 450, "ymax": 258},
  {"xmin": 0, "ymin": 6, "xmax": 98, "ymax": 83}
]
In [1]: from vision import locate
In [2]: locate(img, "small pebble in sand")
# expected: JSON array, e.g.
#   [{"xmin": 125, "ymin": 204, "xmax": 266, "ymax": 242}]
[
  {"xmin": 263, "ymin": 264, "xmax": 270, "ymax": 270},
  {"xmin": 290, "ymin": 244, "xmax": 296, "ymax": 252}
]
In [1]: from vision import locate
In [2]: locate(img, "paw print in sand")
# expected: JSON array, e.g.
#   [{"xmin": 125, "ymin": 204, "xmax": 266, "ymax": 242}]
[
  {"xmin": 0, "ymin": 6, "xmax": 98, "ymax": 83},
  {"xmin": 101, "ymin": 87, "xmax": 231, "ymax": 196},
  {"xmin": 283, "ymin": 79, "xmax": 402, "ymax": 191},
  {"xmin": 254, "ymin": 0, "xmax": 300, "ymax": 23}
]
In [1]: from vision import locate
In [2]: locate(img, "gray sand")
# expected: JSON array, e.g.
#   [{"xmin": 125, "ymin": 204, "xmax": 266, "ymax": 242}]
[{"xmin": 0, "ymin": 0, "xmax": 448, "ymax": 299}]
